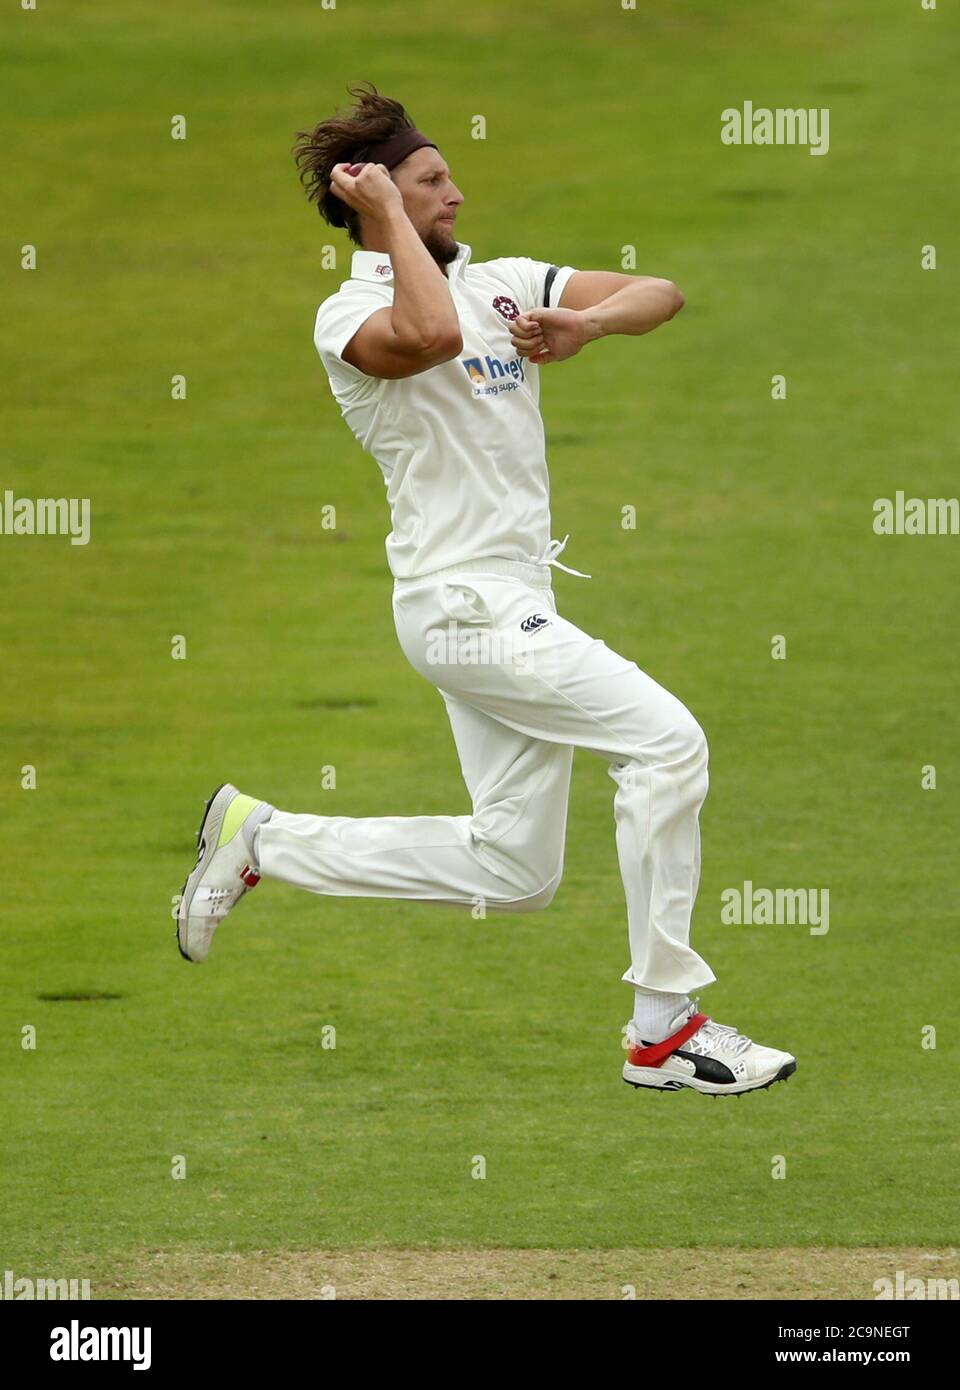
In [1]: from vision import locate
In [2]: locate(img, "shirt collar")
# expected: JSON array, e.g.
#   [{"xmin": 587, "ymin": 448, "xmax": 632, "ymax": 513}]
[{"xmin": 351, "ymin": 241, "xmax": 472, "ymax": 285}]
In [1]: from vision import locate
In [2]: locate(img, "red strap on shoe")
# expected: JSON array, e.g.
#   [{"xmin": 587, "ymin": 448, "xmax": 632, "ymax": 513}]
[{"xmin": 627, "ymin": 1012, "xmax": 709, "ymax": 1068}]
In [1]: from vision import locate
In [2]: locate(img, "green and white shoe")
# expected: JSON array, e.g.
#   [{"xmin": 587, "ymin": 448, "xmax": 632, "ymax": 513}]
[{"xmin": 176, "ymin": 783, "xmax": 274, "ymax": 963}]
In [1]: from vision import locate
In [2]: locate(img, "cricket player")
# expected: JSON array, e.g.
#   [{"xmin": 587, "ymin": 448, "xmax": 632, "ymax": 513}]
[{"xmin": 176, "ymin": 84, "xmax": 797, "ymax": 1097}]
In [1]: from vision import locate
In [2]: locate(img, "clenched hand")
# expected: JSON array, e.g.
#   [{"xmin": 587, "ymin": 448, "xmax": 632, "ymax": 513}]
[
  {"xmin": 509, "ymin": 308, "xmax": 588, "ymax": 365},
  {"xmin": 329, "ymin": 162, "xmax": 404, "ymax": 221}
]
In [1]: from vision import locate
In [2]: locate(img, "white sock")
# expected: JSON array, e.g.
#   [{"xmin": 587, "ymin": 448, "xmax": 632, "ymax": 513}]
[
  {"xmin": 244, "ymin": 803, "xmax": 275, "ymax": 868},
  {"xmin": 632, "ymin": 989, "xmax": 691, "ymax": 1043}
]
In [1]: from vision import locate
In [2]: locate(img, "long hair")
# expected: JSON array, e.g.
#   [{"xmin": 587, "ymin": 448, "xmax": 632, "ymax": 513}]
[{"xmin": 293, "ymin": 82, "xmax": 415, "ymax": 246}]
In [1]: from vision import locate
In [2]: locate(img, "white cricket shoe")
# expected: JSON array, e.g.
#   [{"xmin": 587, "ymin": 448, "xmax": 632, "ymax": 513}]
[
  {"xmin": 176, "ymin": 783, "xmax": 274, "ymax": 963},
  {"xmin": 623, "ymin": 999, "xmax": 796, "ymax": 1097}
]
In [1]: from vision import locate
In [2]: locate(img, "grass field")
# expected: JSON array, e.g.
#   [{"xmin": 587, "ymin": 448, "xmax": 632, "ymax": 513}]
[{"xmin": 2, "ymin": 0, "xmax": 959, "ymax": 1300}]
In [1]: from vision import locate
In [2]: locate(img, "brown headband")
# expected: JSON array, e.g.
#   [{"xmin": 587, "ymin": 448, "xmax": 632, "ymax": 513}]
[{"xmin": 362, "ymin": 127, "xmax": 438, "ymax": 171}]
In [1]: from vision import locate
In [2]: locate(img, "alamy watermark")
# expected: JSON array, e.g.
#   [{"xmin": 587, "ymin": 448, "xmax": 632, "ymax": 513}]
[
  {"xmin": 874, "ymin": 1271, "xmax": 959, "ymax": 1300},
  {"xmin": 2, "ymin": 1268, "xmax": 91, "ymax": 1299},
  {"xmin": 425, "ymin": 619, "xmax": 547, "ymax": 675},
  {"xmin": 721, "ymin": 102, "xmax": 829, "ymax": 156},
  {"xmin": 0, "ymin": 490, "xmax": 90, "ymax": 545},
  {"xmin": 873, "ymin": 492, "xmax": 959, "ymax": 535},
  {"xmin": 721, "ymin": 882, "xmax": 829, "ymax": 935},
  {"xmin": 50, "ymin": 1320, "xmax": 151, "ymax": 1370}
]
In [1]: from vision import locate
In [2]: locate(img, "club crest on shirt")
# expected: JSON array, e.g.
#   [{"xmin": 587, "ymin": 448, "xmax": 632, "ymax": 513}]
[
  {"xmin": 492, "ymin": 295, "xmax": 520, "ymax": 321},
  {"xmin": 374, "ymin": 263, "xmax": 393, "ymax": 278}
]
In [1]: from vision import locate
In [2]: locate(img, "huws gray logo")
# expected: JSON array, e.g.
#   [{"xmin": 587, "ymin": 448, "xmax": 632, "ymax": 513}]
[
  {"xmin": 461, "ymin": 354, "xmax": 526, "ymax": 398},
  {"xmin": 520, "ymin": 613, "xmax": 550, "ymax": 635}
]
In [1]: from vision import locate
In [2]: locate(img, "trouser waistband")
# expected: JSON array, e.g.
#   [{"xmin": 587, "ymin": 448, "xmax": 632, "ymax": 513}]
[{"xmin": 393, "ymin": 557, "xmax": 554, "ymax": 593}]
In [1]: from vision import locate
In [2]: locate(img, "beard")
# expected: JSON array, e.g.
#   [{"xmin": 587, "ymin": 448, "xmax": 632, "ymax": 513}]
[{"xmin": 422, "ymin": 225, "xmax": 460, "ymax": 269}]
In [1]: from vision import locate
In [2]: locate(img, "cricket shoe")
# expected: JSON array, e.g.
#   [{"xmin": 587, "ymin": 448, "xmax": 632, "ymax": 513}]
[
  {"xmin": 176, "ymin": 783, "xmax": 274, "ymax": 963},
  {"xmin": 623, "ymin": 999, "xmax": 796, "ymax": 1097}
]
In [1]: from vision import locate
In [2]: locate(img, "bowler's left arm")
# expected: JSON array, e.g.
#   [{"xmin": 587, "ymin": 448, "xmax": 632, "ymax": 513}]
[{"xmin": 510, "ymin": 271, "xmax": 684, "ymax": 364}]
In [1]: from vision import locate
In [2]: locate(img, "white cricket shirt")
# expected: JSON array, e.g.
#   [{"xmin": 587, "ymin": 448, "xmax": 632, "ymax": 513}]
[{"xmin": 312, "ymin": 242, "xmax": 578, "ymax": 579}]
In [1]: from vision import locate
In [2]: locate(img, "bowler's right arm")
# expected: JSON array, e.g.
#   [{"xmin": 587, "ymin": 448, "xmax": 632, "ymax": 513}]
[{"xmin": 329, "ymin": 163, "xmax": 462, "ymax": 379}]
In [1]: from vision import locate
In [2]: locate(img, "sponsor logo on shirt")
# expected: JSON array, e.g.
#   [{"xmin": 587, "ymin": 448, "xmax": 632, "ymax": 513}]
[
  {"xmin": 461, "ymin": 354, "xmax": 526, "ymax": 398},
  {"xmin": 374, "ymin": 263, "xmax": 393, "ymax": 278}
]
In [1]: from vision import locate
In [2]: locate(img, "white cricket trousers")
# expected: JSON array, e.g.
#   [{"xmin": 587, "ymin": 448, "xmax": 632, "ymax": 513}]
[{"xmin": 257, "ymin": 558, "xmax": 717, "ymax": 995}]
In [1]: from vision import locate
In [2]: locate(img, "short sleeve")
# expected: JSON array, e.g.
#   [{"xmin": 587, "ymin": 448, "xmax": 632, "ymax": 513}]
[
  {"xmin": 482, "ymin": 256, "xmax": 578, "ymax": 312},
  {"xmin": 540, "ymin": 261, "xmax": 578, "ymax": 309},
  {"xmin": 313, "ymin": 289, "xmax": 390, "ymax": 373}
]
